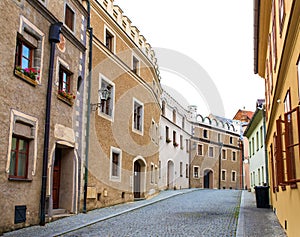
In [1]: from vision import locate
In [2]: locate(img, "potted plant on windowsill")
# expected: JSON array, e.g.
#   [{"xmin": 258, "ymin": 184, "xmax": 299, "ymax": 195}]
[
  {"xmin": 57, "ymin": 90, "xmax": 76, "ymax": 106},
  {"xmin": 166, "ymin": 138, "xmax": 171, "ymax": 143},
  {"xmin": 173, "ymin": 142, "xmax": 179, "ymax": 147},
  {"xmin": 14, "ymin": 66, "xmax": 39, "ymax": 86}
]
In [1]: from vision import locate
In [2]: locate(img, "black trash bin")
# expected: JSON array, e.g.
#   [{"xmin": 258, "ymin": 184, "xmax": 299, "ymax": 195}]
[{"xmin": 254, "ymin": 186, "xmax": 270, "ymax": 208}]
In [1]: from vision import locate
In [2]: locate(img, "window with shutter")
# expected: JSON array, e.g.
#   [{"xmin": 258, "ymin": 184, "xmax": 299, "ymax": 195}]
[
  {"xmin": 275, "ymin": 118, "xmax": 285, "ymax": 185},
  {"xmin": 284, "ymin": 107, "xmax": 300, "ymax": 185}
]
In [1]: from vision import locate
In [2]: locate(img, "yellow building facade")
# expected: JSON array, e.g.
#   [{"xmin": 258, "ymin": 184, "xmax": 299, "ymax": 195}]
[{"xmin": 254, "ymin": 0, "xmax": 300, "ymax": 236}]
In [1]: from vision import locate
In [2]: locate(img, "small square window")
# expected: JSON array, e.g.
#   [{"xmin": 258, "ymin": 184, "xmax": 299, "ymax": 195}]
[
  {"xmin": 15, "ymin": 39, "xmax": 34, "ymax": 70},
  {"xmin": 59, "ymin": 65, "xmax": 73, "ymax": 93}
]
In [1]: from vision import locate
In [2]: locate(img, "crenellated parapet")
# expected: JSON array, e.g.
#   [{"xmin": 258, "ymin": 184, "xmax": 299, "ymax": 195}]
[
  {"xmin": 97, "ymin": 0, "xmax": 160, "ymax": 78},
  {"xmin": 194, "ymin": 113, "xmax": 241, "ymax": 135}
]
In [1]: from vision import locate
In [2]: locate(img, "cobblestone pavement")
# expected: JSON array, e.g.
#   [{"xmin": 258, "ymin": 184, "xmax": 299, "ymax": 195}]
[
  {"xmin": 3, "ymin": 189, "xmax": 287, "ymax": 237},
  {"xmin": 63, "ymin": 189, "xmax": 241, "ymax": 237}
]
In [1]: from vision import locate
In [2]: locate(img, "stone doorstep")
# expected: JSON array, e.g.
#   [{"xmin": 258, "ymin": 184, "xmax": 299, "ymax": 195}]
[
  {"xmin": 46, "ymin": 209, "xmax": 73, "ymax": 222},
  {"xmin": 52, "ymin": 208, "xmax": 67, "ymax": 215}
]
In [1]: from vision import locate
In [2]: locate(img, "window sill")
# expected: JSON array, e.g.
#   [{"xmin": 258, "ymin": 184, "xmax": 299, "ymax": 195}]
[
  {"xmin": 57, "ymin": 94, "xmax": 74, "ymax": 106},
  {"xmin": 8, "ymin": 177, "xmax": 32, "ymax": 182},
  {"xmin": 14, "ymin": 69, "xmax": 38, "ymax": 86}
]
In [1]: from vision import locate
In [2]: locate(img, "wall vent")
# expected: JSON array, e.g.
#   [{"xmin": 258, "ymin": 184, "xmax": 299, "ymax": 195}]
[{"xmin": 15, "ymin": 205, "xmax": 26, "ymax": 224}]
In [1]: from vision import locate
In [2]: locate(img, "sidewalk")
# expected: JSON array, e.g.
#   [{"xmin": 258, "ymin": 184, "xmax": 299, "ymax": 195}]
[
  {"xmin": 236, "ymin": 190, "xmax": 286, "ymax": 237},
  {"xmin": 3, "ymin": 189, "xmax": 287, "ymax": 237}
]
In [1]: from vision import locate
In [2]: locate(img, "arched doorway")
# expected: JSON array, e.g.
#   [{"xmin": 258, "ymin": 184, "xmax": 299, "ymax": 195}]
[
  {"xmin": 167, "ymin": 160, "xmax": 174, "ymax": 189},
  {"xmin": 133, "ymin": 158, "xmax": 146, "ymax": 199},
  {"xmin": 203, "ymin": 169, "xmax": 213, "ymax": 189}
]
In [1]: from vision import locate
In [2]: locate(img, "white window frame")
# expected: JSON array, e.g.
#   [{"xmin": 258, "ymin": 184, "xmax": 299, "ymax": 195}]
[
  {"xmin": 110, "ymin": 147, "xmax": 122, "ymax": 182},
  {"xmin": 221, "ymin": 169, "xmax": 226, "ymax": 181},
  {"xmin": 132, "ymin": 98, "xmax": 144, "ymax": 135},
  {"xmin": 222, "ymin": 149, "xmax": 227, "ymax": 160},
  {"xmin": 98, "ymin": 74, "xmax": 115, "ymax": 121},
  {"xmin": 150, "ymin": 163, "xmax": 154, "ymax": 184},
  {"xmin": 232, "ymin": 151, "xmax": 237, "ymax": 162},
  {"xmin": 132, "ymin": 53, "xmax": 140, "ymax": 75},
  {"xmin": 64, "ymin": 3, "xmax": 76, "ymax": 33},
  {"xmin": 6, "ymin": 110, "xmax": 38, "ymax": 178},
  {"xmin": 208, "ymin": 146, "xmax": 214, "ymax": 158},
  {"xmin": 203, "ymin": 129, "xmax": 208, "ymax": 139},
  {"xmin": 197, "ymin": 144, "xmax": 203, "ymax": 156},
  {"xmin": 104, "ymin": 25, "xmax": 116, "ymax": 53},
  {"xmin": 18, "ymin": 16, "xmax": 45, "ymax": 84},
  {"xmin": 193, "ymin": 166, "xmax": 200, "ymax": 179},
  {"xmin": 231, "ymin": 170, "xmax": 237, "ymax": 182},
  {"xmin": 180, "ymin": 162, "xmax": 183, "ymax": 177}
]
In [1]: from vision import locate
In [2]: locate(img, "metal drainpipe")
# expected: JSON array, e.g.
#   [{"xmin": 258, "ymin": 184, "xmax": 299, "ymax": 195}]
[
  {"xmin": 83, "ymin": 0, "xmax": 92, "ymax": 214},
  {"xmin": 40, "ymin": 22, "xmax": 62, "ymax": 226},
  {"xmin": 262, "ymin": 108, "xmax": 269, "ymax": 186}
]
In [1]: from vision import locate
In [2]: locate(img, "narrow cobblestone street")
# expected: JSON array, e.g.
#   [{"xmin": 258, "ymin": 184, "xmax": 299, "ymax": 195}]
[
  {"xmin": 64, "ymin": 190, "xmax": 241, "ymax": 237},
  {"xmin": 3, "ymin": 189, "xmax": 287, "ymax": 237}
]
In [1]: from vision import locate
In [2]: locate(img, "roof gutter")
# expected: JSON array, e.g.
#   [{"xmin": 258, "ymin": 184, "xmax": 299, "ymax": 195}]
[{"xmin": 253, "ymin": 0, "xmax": 260, "ymax": 74}]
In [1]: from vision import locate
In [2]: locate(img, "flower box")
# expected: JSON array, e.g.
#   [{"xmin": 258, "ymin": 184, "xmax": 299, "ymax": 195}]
[
  {"xmin": 14, "ymin": 69, "xmax": 38, "ymax": 86},
  {"xmin": 57, "ymin": 94, "xmax": 74, "ymax": 106}
]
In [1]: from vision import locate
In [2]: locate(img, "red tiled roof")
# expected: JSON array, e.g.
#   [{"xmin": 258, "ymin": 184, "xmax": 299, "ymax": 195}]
[{"xmin": 233, "ymin": 110, "xmax": 254, "ymax": 122}]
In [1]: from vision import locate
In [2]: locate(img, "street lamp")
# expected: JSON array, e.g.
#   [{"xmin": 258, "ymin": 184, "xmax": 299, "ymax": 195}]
[{"xmin": 90, "ymin": 87, "xmax": 111, "ymax": 111}]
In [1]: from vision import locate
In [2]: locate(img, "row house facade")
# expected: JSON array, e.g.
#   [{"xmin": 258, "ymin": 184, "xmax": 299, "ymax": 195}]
[
  {"xmin": 159, "ymin": 90, "xmax": 192, "ymax": 190},
  {"xmin": 190, "ymin": 113, "xmax": 242, "ymax": 190},
  {"xmin": 233, "ymin": 109, "xmax": 254, "ymax": 190},
  {"xmin": 244, "ymin": 103, "xmax": 268, "ymax": 192},
  {"xmin": 0, "ymin": 0, "xmax": 88, "ymax": 234},
  {"xmin": 84, "ymin": 0, "xmax": 162, "ymax": 210},
  {"xmin": 254, "ymin": 0, "xmax": 300, "ymax": 236}
]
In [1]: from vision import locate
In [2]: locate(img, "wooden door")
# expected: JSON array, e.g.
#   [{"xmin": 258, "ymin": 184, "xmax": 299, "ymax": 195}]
[
  {"xmin": 204, "ymin": 171, "xmax": 210, "ymax": 189},
  {"xmin": 52, "ymin": 149, "xmax": 61, "ymax": 209},
  {"xmin": 134, "ymin": 161, "xmax": 141, "ymax": 198}
]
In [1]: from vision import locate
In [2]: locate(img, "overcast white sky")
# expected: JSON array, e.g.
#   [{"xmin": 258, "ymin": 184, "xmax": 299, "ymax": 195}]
[{"xmin": 116, "ymin": 0, "xmax": 264, "ymax": 118}]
